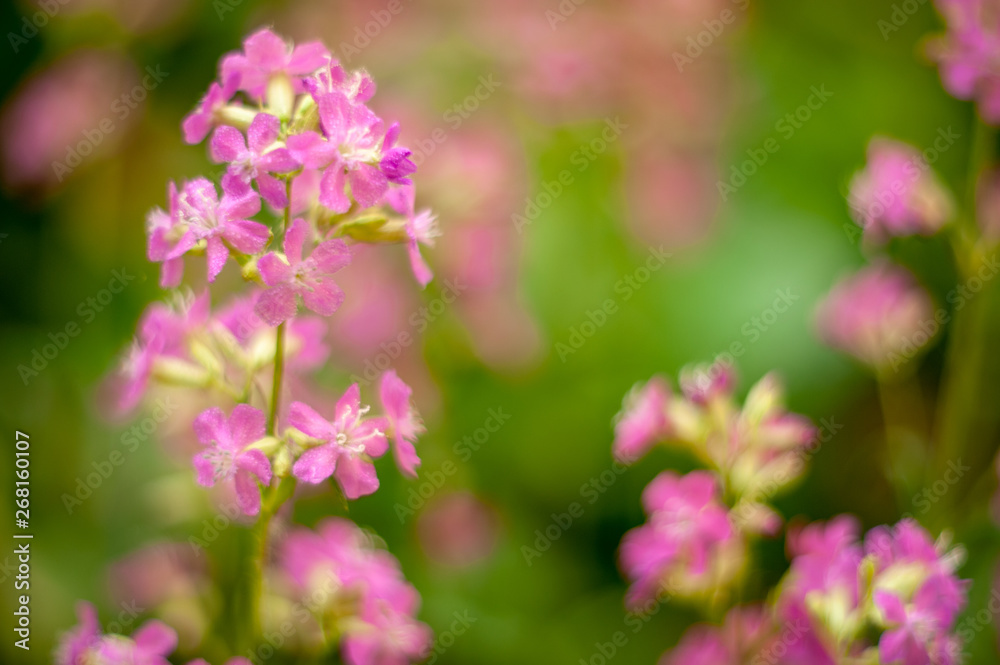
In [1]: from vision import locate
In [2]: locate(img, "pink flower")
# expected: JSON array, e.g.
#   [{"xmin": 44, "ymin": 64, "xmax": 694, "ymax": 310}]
[
  {"xmin": 221, "ymin": 28, "xmax": 330, "ymax": 100},
  {"xmin": 660, "ymin": 606, "xmax": 774, "ymax": 665},
  {"xmin": 774, "ymin": 517, "xmax": 968, "ymax": 665},
  {"xmin": 379, "ymin": 370, "xmax": 424, "ymax": 477},
  {"xmin": 816, "ymin": 263, "xmax": 936, "ymax": 369},
  {"xmin": 56, "ymin": 601, "xmax": 177, "ymax": 665},
  {"xmin": 289, "ymin": 385, "xmax": 389, "ymax": 499},
  {"xmin": 280, "ymin": 518, "xmax": 432, "ymax": 665},
  {"xmin": 342, "ymin": 604, "xmax": 433, "ymax": 665},
  {"xmin": 612, "ymin": 376, "xmax": 670, "ymax": 463},
  {"xmin": 175, "ymin": 176, "xmax": 270, "ymax": 282},
  {"xmin": 388, "ymin": 184, "xmax": 438, "ymax": 287},
  {"xmin": 192, "ymin": 404, "xmax": 272, "ymax": 516},
  {"xmin": 182, "ymin": 74, "xmax": 239, "ymax": 145},
  {"xmin": 930, "ymin": 0, "xmax": 1000, "ymax": 122},
  {"xmin": 214, "ymin": 294, "xmax": 329, "ymax": 372},
  {"xmin": 255, "ymin": 218, "xmax": 351, "ymax": 325},
  {"xmin": 619, "ymin": 471, "xmax": 735, "ymax": 607},
  {"xmin": 56, "ymin": 602, "xmax": 102, "ymax": 665},
  {"xmin": 286, "ymin": 95, "xmax": 389, "ymax": 213},
  {"xmin": 379, "ymin": 122, "xmax": 417, "ymax": 184},
  {"xmin": 678, "ymin": 362, "xmax": 734, "ymax": 405},
  {"xmin": 210, "ymin": 112, "xmax": 300, "ymax": 208},
  {"xmin": 147, "ymin": 182, "xmax": 194, "ymax": 288},
  {"xmin": 847, "ymin": 138, "xmax": 952, "ymax": 243},
  {"xmin": 305, "ymin": 59, "xmax": 376, "ymax": 104},
  {"xmin": 116, "ymin": 292, "xmax": 210, "ymax": 412}
]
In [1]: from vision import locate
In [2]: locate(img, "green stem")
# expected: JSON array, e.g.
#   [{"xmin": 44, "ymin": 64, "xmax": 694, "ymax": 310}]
[
  {"xmin": 245, "ymin": 476, "xmax": 297, "ymax": 652},
  {"xmin": 267, "ymin": 322, "xmax": 286, "ymax": 434},
  {"xmin": 243, "ymin": 178, "xmax": 295, "ymax": 650}
]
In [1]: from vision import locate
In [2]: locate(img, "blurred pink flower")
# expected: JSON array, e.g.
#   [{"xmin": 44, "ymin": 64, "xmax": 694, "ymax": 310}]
[
  {"xmin": 56, "ymin": 602, "xmax": 177, "ymax": 665},
  {"xmin": 379, "ymin": 369, "xmax": 424, "ymax": 477},
  {"xmin": 816, "ymin": 263, "xmax": 937, "ymax": 370},
  {"xmin": 417, "ymin": 492, "xmax": 501, "ymax": 567},
  {"xmin": 848, "ymin": 138, "xmax": 953, "ymax": 243},
  {"xmin": 612, "ymin": 376, "xmax": 671, "ymax": 463},
  {"xmin": 1, "ymin": 50, "xmax": 137, "ymax": 190},
  {"xmin": 280, "ymin": 518, "xmax": 433, "ymax": 665},
  {"xmin": 660, "ymin": 605, "xmax": 774, "ymax": 665},
  {"xmin": 930, "ymin": 0, "xmax": 1000, "ymax": 122},
  {"xmin": 619, "ymin": 470, "xmax": 737, "ymax": 608}
]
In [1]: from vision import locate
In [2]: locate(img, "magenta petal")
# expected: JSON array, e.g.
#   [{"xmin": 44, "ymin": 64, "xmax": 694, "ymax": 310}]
[
  {"xmin": 407, "ymin": 237, "xmax": 433, "ymax": 287},
  {"xmin": 132, "ymin": 620, "xmax": 178, "ymax": 657},
  {"xmin": 182, "ymin": 112, "xmax": 211, "ymax": 145},
  {"xmin": 210, "ymin": 125, "xmax": 247, "ymax": 163},
  {"xmin": 288, "ymin": 401, "xmax": 334, "ymax": 439},
  {"xmin": 193, "ymin": 407, "xmax": 228, "ymax": 446},
  {"xmin": 247, "ymin": 112, "xmax": 281, "ymax": 153},
  {"xmin": 334, "ymin": 455, "xmax": 379, "ymax": 499},
  {"xmin": 309, "ymin": 238, "xmax": 351, "ymax": 273},
  {"xmin": 317, "ymin": 92, "xmax": 351, "ymax": 143},
  {"xmin": 160, "ymin": 256, "xmax": 184, "ymax": 288},
  {"xmin": 349, "ymin": 163, "xmax": 389, "ymax": 209},
  {"xmin": 234, "ymin": 468, "xmax": 262, "ymax": 516},
  {"xmin": 283, "ymin": 218, "xmax": 309, "ymax": 265},
  {"xmin": 288, "ymin": 41, "xmax": 330, "ymax": 74},
  {"xmin": 205, "ymin": 236, "xmax": 230, "ymax": 282},
  {"xmin": 220, "ymin": 182, "xmax": 262, "ymax": 221},
  {"xmin": 192, "ymin": 454, "xmax": 216, "ymax": 487},
  {"xmin": 258, "ymin": 253, "xmax": 294, "ymax": 286},
  {"xmin": 244, "ymin": 29, "xmax": 289, "ymax": 69},
  {"xmin": 257, "ymin": 173, "xmax": 289, "ymax": 209},
  {"xmin": 258, "ymin": 147, "xmax": 300, "ymax": 174},
  {"xmin": 230, "ymin": 404, "xmax": 266, "ymax": 447},
  {"xmin": 239, "ymin": 449, "xmax": 273, "ymax": 483},
  {"xmin": 286, "ymin": 131, "xmax": 338, "ymax": 169},
  {"xmin": 221, "ymin": 219, "xmax": 270, "ymax": 254},
  {"xmin": 334, "ymin": 384, "xmax": 362, "ymax": 424},
  {"xmin": 392, "ymin": 433, "xmax": 420, "ymax": 477},
  {"xmin": 255, "ymin": 284, "xmax": 299, "ymax": 326},
  {"xmin": 319, "ymin": 166, "xmax": 351, "ymax": 213},
  {"xmin": 300, "ymin": 275, "xmax": 345, "ymax": 317},
  {"xmin": 292, "ymin": 445, "xmax": 338, "ymax": 484}
]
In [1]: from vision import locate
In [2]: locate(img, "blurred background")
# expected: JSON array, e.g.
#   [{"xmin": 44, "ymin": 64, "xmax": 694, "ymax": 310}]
[{"xmin": 1, "ymin": 0, "xmax": 998, "ymax": 663}]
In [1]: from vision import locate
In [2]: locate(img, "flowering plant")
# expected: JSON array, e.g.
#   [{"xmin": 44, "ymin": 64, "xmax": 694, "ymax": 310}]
[
  {"xmin": 57, "ymin": 28, "xmax": 437, "ymax": 665},
  {"xmin": 607, "ymin": 1, "xmax": 1000, "ymax": 662}
]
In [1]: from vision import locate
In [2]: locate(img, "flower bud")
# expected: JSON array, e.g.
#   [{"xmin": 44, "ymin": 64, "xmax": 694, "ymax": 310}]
[
  {"xmin": 816, "ymin": 263, "xmax": 936, "ymax": 371},
  {"xmin": 848, "ymin": 138, "xmax": 952, "ymax": 244}
]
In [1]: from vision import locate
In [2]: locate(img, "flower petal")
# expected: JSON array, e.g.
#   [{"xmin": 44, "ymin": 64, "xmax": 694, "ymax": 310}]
[{"xmin": 292, "ymin": 445, "xmax": 338, "ymax": 484}]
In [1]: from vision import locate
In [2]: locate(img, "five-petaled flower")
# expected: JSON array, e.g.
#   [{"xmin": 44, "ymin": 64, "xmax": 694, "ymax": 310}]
[
  {"xmin": 210, "ymin": 112, "xmax": 300, "ymax": 208},
  {"xmin": 192, "ymin": 404, "xmax": 273, "ymax": 516},
  {"xmin": 289, "ymin": 385, "xmax": 388, "ymax": 499},
  {"xmin": 255, "ymin": 217, "xmax": 352, "ymax": 325}
]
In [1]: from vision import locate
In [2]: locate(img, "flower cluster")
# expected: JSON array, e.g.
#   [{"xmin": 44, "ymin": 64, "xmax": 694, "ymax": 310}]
[
  {"xmin": 56, "ymin": 602, "xmax": 177, "ymax": 665},
  {"xmin": 653, "ymin": 518, "xmax": 969, "ymax": 665},
  {"xmin": 62, "ymin": 28, "xmax": 437, "ymax": 665},
  {"xmin": 277, "ymin": 518, "xmax": 433, "ymax": 663},
  {"xmin": 775, "ymin": 517, "xmax": 968, "ymax": 664},
  {"xmin": 614, "ymin": 364, "xmax": 816, "ymax": 607},
  {"xmin": 930, "ymin": 0, "xmax": 1000, "ymax": 123}
]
